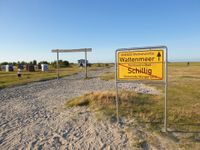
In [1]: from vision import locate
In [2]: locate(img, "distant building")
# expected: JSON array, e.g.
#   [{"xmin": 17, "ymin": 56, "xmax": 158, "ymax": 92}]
[
  {"xmin": 1, "ymin": 65, "xmax": 6, "ymax": 71},
  {"xmin": 26, "ymin": 64, "xmax": 35, "ymax": 72},
  {"xmin": 38, "ymin": 64, "xmax": 42, "ymax": 69},
  {"xmin": 41, "ymin": 64, "xmax": 48, "ymax": 72},
  {"xmin": 18, "ymin": 64, "xmax": 24, "ymax": 70},
  {"xmin": 5, "ymin": 65, "xmax": 14, "ymax": 72},
  {"xmin": 78, "ymin": 59, "xmax": 88, "ymax": 67}
]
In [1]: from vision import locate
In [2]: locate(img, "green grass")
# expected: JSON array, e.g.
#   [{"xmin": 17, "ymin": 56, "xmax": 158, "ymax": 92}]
[
  {"xmin": 166, "ymin": 62, "xmax": 200, "ymax": 131},
  {"xmin": 0, "ymin": 65, "xmax": 81, "ymax": 89},
  {"xmin": 0, "ymin": 63, "xmax": 115, "ymax": 89}
]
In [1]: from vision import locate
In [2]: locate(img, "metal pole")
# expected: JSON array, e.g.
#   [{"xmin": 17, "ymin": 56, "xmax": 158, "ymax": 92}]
[
  {"xmin": 116, "ymin": 82, "xmax": 119, "ymax": 123},
  {"xmin": 57, "ymin": 51, "xmax": 59, "ymax": 80},
  {"xmin": 85, "ymin": 50, "xmax": 87, "ymax": 78},
  {"xmin": 164, "ymin": 47, "xmax": 168, "ymax": 132},
  {"xmin": 115, "ymin": 51, "xmax": 119, "ymax": 123}
]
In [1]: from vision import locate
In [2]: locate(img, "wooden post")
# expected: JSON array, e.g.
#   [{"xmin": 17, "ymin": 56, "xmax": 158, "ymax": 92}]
[{"xmin": 85, "ymin": 49, "xmax": 87, "ymax": 78}]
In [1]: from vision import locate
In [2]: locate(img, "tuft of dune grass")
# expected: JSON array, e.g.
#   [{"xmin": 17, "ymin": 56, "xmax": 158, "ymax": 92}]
[
  {"xmin": 65, "ymin": 89, "xmax": 200, "ymax": 132},
  {"xmin": 65, "ymin": 91, "xmax": 163, "ymax": 124}
]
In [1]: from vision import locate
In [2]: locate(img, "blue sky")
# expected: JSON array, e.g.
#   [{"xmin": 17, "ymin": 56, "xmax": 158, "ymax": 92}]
[{"xmin": 0, "ymin": 0, "xmax": 200, "ymax": 63}]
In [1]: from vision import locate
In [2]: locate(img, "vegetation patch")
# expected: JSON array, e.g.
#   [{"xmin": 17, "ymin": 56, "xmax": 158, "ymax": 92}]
[
  {"xmin": 91, "ymin": 63, "xmax": 114, "ymax": 68},
  {"xmin": 100, "ymin": 72, "xmax": 115, "ymax": 81},
  {"xmin": 0, "ymin": 62, "xmax": 115, "ymax": 89},
  {"xmin": 65, "ymin": 63, "xmax": 200, "ymax": 132},
  {"xmin": 180, "ymin": 75, "xmax": 200, "ymax": 79},
  {"xmin": 65, "ymin": 91, "xmax": 164, "ymax": 124},
  {"xmin": 0, "ymin": 66, "xmax": 81, "ymax": 89},
  {"xmin": 66, "ymin": 88, "xmax": 200, "ymax": 133}
]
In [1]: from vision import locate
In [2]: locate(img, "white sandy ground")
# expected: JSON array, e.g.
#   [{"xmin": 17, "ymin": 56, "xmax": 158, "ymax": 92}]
[{"xmin": 0, "ymin": 68, "xmax": 180, "ymax": 150}]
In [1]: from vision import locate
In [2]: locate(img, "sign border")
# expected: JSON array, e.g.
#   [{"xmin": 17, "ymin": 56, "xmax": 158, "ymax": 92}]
[{"xmin": 117, "ymin": 49, "xmax": 164, "ymax": 81}]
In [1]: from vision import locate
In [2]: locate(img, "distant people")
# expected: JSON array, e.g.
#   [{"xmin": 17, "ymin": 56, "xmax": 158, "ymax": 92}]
[
  {"xmin": 187, "ymin": 62, "xmax": 190, "ymax": 66},
  {"xmin": 17, "ymin": 68, "xmax": 22, "ymax": 78}
]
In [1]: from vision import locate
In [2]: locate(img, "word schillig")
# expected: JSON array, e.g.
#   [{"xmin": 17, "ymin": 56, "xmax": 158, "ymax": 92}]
[{"xmin": 128, "ymin": 67, "xmax": 152, "ymax": 75}]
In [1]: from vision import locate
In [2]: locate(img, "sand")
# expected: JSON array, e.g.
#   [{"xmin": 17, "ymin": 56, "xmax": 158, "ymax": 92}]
[{"xmin": 0, "ymin": 68, "xmax": 177, "ymax": 149}]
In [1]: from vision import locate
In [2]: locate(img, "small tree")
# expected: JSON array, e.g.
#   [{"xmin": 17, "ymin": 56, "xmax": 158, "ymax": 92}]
[
  {"xmin": 12, "ymin": 62, "xmax": 17, "ymax": 66},
  {"xmin": 39, "ymin": 61, "xmax": 49, "ymax": 64},
  {"xmin": 0, "ymin": 62, "xmax": 9, "ymax": 65},
  {"xmin": 51, "ymin": 60, "xmax": 70, "ymax": 68},
  {"xmin": 19, "ymin": 61, "xmax": 27, "ymax": 65},
  {"xmin": 62, "ymin": 60, "xmax": 69, "ymax": 67},
  {"xmin": 33, "ymin": 60, "xmax": 37, "ymax": 65}
]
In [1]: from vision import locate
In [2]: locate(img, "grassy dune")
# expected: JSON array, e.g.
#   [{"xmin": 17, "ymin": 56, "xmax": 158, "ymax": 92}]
[
  {"xmin": 0, "ymin": 66, "xmax": 81, "ymax": 89},
  {"xmin": 65, "ymin": 91, "xmax": 163, "ymax": 121},
  {"xmin": 0, "ymin": 64, "xmax": 114, "ymax": 89},
  {"xmin": 167, "ymin": 62, "xmax": 200, "ymax": 131},
  {"xmin": 67, "ymin": 62, "xmax": 200, "ymax": 132}
]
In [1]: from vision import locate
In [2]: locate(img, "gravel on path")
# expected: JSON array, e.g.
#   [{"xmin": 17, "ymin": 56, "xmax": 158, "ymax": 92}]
[{"xmin": 0, "ymin": 67, "xmax": 169, "ymax": 150}]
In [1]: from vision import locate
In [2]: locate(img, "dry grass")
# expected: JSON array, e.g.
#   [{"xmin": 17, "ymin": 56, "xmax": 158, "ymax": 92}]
[
  {"xmin": 95, "ymin": 62, "xmax": 200, "ymax": 131},
  {"xmin": 65, "ymin": 89, "xmax": 200, "ymax": 149},
  {"xmin": 0, "ymin": 64, "xmax": 114, "ymax": 89},
  {"xmin": 166, "ymin": 62, "xmax": 200, "ymax": 131},
  {"xmin": 89, "ymin": 63, "xmax": 114, "ymax": 71},
  {"xmin": 64, "ymin": 62, "xmax": 200, "ymax": 149},
  {"xmin": 66, "ymin": 62, "xmax": 200, "ymax": 132},
  {"xmin": 65, "ymin": 90, "xmax": 163, "ymax": 122},
  {"xmin": 65, "ymin": 91, "xmax": 116, "ymax": 108},
  {"xmin": 91, "ymin": 63, "xmax": 114, "ymax": 68},
  {"xmin": 0, "ymin": 66, "xmax": 81, "ymax": 89},
  {"xmin": 100, "ymin": 72, "xmax": 115, "ymax": 81}
]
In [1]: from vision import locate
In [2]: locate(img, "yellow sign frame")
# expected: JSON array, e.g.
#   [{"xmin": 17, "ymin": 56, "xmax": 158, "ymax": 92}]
[{"xmin": 117, "ymin": 49, "xmax": 164, "ymax": 81}]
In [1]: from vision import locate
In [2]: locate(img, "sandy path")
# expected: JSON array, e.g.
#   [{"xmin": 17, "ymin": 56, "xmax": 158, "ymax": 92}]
[
  {"xmin": 0, "ymin": 68, "xmax": 175, "ymax": 150},
  {"xmin": 0, "ymin": 68, "xmax": 135, "ymax": 149}
]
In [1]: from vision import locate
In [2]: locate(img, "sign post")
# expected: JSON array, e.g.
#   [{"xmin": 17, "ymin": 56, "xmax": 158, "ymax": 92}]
[
  {"xmin": 115, "ymin": 46, "xmax": 168, "ymax": 132},
  {"xmin": 164, "ymin": 48, "xmax": 168, "ymax": 132}
]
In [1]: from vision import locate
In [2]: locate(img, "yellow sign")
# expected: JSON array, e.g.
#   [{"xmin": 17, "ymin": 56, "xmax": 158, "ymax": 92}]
[{"xmin": 117, "ymin": 50, "xmax": 164, "ymax": 80}]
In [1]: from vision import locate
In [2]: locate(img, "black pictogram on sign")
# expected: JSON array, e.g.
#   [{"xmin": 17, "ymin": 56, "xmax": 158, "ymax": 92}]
[{"xmin": 157, "ymin": 52, "xmax": 161, "ymax": 61}]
